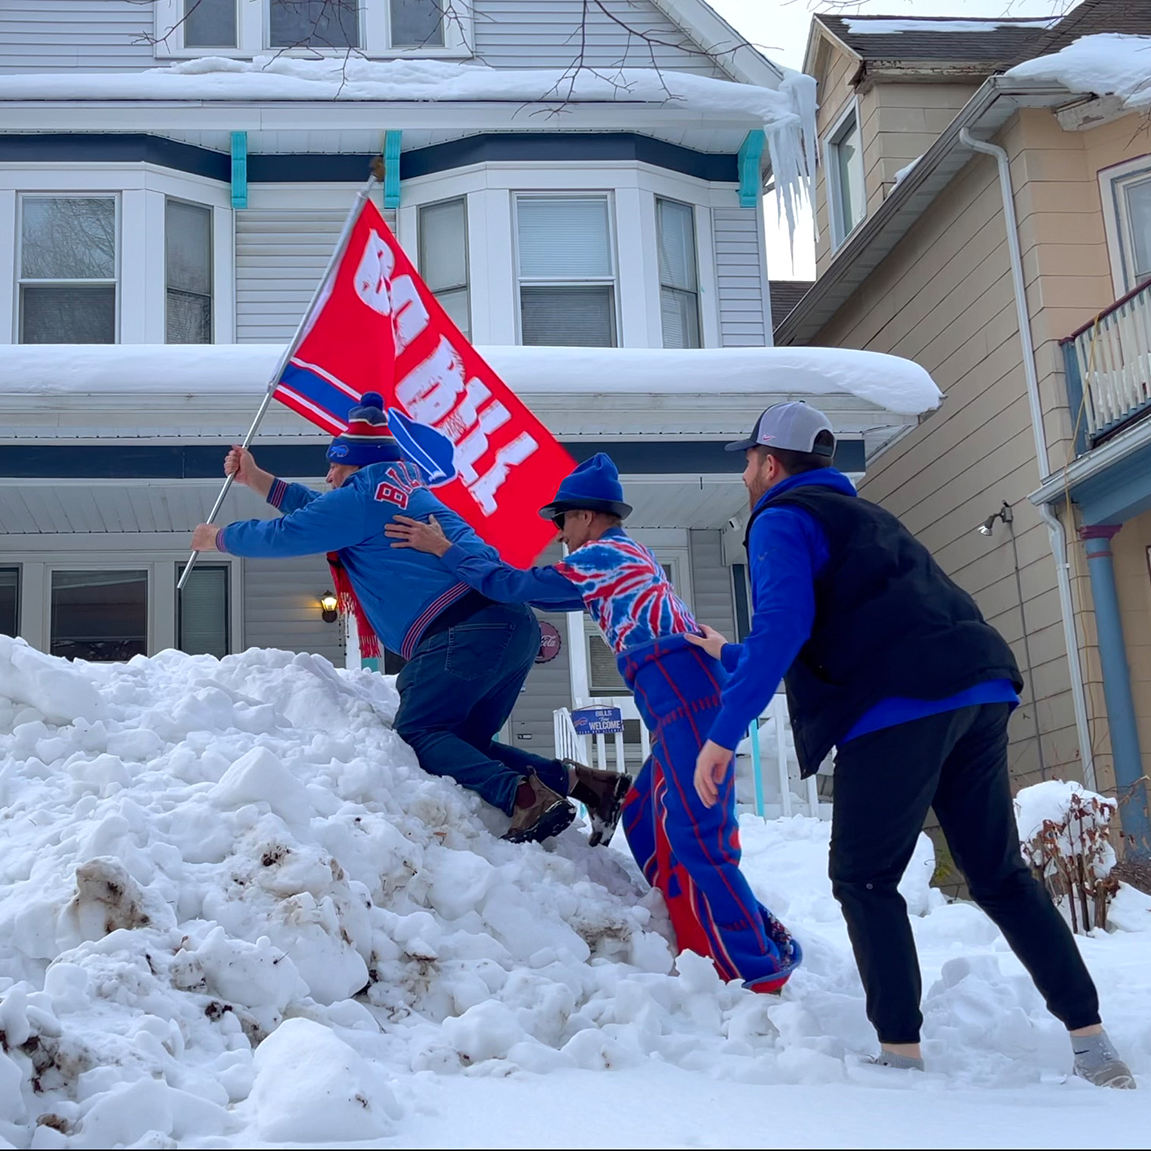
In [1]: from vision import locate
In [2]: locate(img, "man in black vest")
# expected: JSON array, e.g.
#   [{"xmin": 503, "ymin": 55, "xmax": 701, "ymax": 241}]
[{"xmin": 687, "ymin": 401, "xmax": 1132, "ymax": 1088}]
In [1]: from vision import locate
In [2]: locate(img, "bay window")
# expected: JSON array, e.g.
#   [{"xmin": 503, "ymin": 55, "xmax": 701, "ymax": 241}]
[
  {"xmin": 19, "ymin": 196, "xmax": 117, "ymax": 344},
  {"xmin": 516, "ymin": 194, "xmax": 618, "ymax": 347},
  {"xmin": 166, "ymin": 199, "xmax": 213, "ymax": 344},
  {"xmin": 656, "ymin": 197, "xmax": 701, "ymax": 349},
  {"xmin": 419, "ymin": 197, "xmax": 470, "ymax": 337},
  {"xmin": 827, "ymin": 106, "xmax": 865, "ymax": 249}
]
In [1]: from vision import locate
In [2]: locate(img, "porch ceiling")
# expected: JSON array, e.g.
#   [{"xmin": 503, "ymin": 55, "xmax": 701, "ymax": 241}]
[{"xmin": 0, "ymin": 476, "xmax": 752, "ymax": 536}]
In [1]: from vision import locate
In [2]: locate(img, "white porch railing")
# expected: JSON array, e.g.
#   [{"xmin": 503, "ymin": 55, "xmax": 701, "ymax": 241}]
[
  {"xmin": 553, "ymin": 693, "xmax": 828, "ymax": 820},
  {"xmin": 1063, "ymin": 280, "xmax": 1151, "ymax": 449}
]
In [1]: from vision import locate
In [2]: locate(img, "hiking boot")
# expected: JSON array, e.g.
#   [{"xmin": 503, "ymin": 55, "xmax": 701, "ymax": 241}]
[
  {"xmin": 503, "ymin": 775, "xmax": 576, "ymax": 844},
  {"xmin": 1073, "ymin": 1031, "xmax": 1136, "ymax": 1089},
  {"xmin": 563, "ymin": 759, "xmax": 633, "ymax": 847}
]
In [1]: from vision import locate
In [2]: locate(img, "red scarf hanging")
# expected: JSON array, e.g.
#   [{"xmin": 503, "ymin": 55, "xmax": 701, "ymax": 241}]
[{"xmin": 326, "ymin": 552, "xmax": 381, "ymax": 660}]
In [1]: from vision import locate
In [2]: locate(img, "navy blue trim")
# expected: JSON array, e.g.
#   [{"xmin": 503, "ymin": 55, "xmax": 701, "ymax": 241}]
[
  {"xmin": 0, "ymin": 133, "xmax": 230, "ymax": 182},
  {"xmin": 0, "ymin": 132, "xmax": 737, "ymax": 185},
  {"xmin": 0, "ymin": 439, "xmax": 866, "ymax": 479}
]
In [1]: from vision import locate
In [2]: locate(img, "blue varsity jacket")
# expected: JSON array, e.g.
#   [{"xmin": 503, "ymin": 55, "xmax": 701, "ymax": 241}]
[{"xmin": 217, "ymin": 461, "xmax": 501, "ymax": 659}]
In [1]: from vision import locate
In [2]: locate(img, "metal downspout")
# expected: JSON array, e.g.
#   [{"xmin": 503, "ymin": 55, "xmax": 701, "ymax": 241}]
[{"xmin": 959, "ymin": 127, "xmax": 1096, "ymax": 789}]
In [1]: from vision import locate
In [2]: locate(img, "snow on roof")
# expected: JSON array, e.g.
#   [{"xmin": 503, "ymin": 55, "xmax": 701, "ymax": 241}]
[
  {"xmin": 1006, "ymin": 33, "xmax": 1151, "ymax": 106},
  {"xmin": 0, "ymin": 55, "xmax": 816, "ymax": 232},
  {"xmin": 2, "ymin": 343, "xmax": 942, "ymax": 416},
  {"xmin": 842, "ymin": 18, "xmax": 1058, "ymax": 35}
]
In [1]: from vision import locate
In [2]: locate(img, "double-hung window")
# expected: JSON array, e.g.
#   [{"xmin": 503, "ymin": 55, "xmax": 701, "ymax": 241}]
[
  {"xmin": 183, "ymin": 0, "xmax": 238, "ymax": 48},
  {"xmin": 50, "ymin": 570, "xmax": 148, "ymax": 662},
  {"xmin": 269, "ymin": 0, "xmax": 359, "ymax": 48},
  {"xmin": 18, "ymin": 196, "xmax": 117, "ymax": 344},
  {"xmin": 166, "ymin": 200, "xmax": 213, "ymax": 343},
  {"xmin": 515, "ymin": 195, "xmax": 618, "ymax": 347},
  {"xmin": 177, "ymin": 564, "xmax": 230, "ymax": 657},
  {"xmin": 0, "ymin": 569, "xmax": 18, "ymax": 638},
  {"xmin": 1105, "ymin": 163, "xmax": 1151, "ymax": 292},
  {"xmin": 390, "ymin": 0, "xmax": 444, "ymax": 47},
  {"xmin": 419, "ymin": 198, "xmax": 469, "ymax": 337},
  {"xmin": 827, "ymin": 107, "xmax": 865, "ymax": 249},
  {"xmin": 656, "ymin": 198, "xmax": 701, "ymax": 349}
]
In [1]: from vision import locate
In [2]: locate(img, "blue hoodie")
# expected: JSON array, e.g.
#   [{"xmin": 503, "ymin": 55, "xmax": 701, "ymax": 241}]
[
  {"xmin": 217, "ymin": 462, "xmax": 502, "ymax": 659},
  {"xmin": 706, "ymin": 468, "xmax": 1017, "ymax": 752}
]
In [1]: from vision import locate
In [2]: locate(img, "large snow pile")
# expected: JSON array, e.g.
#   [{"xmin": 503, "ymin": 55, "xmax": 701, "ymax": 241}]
[
  {"xmin": 0, "ymin": 344, "xmax": 943, "ymax": 416},
  {"xmin": 0, "ymin": 636, "xmax": 1150, "ymax": 1147},
  {"xmin": 1007, "ymin": 34, "xmax": 1151, "ymax": 107},
  {"xmin": 0, "ymin": 56, "xmax": 816, "ymax": 231}
]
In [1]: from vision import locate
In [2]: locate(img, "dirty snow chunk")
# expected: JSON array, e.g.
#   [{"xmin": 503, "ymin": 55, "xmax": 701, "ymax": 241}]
[
  {"xmin": 195, "ymin": 927, "xmax": 306, "ymax": 1022},
  {"xmin": 1007, "ymin": 34, "xmax": 1151, "ymax": 107},
  {"xmin": 210, "ymin": 746, "xmax": 313, "ymax": 824},
  {"xmin": 0, "ymin": 343, "xmax": 943, "ymax": 416},
  {"xmin": 0, "ymin": 636, "xmax": 105, "ymax": 724},
  {"xmin": 248, "ymin": 1018, "xmax": 398, "ymax": 1143}
]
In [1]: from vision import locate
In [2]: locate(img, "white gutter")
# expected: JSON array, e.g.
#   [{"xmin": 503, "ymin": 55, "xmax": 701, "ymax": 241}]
[{"xmin": 959, "ymin": 128, "xmax": 1095, "ymax": 789}]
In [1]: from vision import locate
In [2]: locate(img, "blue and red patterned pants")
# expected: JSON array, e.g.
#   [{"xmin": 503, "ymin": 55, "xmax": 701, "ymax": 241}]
[{"xmin": 619, "ymin": 634, "xmax": 801, "ymax": 991}]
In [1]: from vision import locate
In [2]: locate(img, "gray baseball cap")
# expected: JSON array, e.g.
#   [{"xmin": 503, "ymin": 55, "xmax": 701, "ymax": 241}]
[{"xmin": 725, "ymin": 401, "xmax": 836, "ymax": 456}]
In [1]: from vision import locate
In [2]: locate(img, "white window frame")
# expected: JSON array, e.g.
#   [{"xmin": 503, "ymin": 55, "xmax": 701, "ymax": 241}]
[
  {"xmin": 7, "ymin": 551, "xmax": 243, "ymax": 658},
  {"xmin": 512, "ymin": 190, "xmax": 621, "ymax": 348},
  {"xmin": 152, "ymin": 0, "xmax": 474, "ymax": 59},
  {"xmin": 16, "ymin": 192, "xmax": 121, "ymax": 346},
  {"xmin": 824, "ymin": 100, "xmax": 865, "ymax": 252},
  {"xmin": 417, "ymin": 194, "xmax": 470, "ymax": 338},
  {"xmin": 1099, "ymin": 153, "xmax": 1151, "ymax": 297},
  {"xmin": 655, "ymin": 195, "xmax": 702, "ymax": 349}
]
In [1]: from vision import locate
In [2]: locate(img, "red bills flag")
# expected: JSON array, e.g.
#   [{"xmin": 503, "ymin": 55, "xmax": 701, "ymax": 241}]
[{"xmin": 271, "ymin": 195, "xmax": 573, "ymax": 567}]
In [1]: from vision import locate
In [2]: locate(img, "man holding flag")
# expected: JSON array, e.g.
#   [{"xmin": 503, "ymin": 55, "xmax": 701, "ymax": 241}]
[
  {"xmin": 191, "ymin": 393, "xmax": 627, "ymax": 845},
  {"xmin": 184, "ymin": 175, "xmax": 618, "ymax": 845}
]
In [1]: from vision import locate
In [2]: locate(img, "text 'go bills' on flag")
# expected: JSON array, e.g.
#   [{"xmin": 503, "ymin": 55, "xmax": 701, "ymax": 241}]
[{"xmin": 270, "ymin": 193, "xmax": 573, "ymax": 568}]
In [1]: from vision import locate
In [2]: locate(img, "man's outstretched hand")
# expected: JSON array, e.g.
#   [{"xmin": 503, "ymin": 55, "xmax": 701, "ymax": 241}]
[
  {"xmin": 225, "ymin": 445, "xmax": 274, "ymax": 498},
  {"xmin": 685, "ymin": 624, "xmax": 728, "ymax": 661},
  {"xmin": 386, "ymin": 514, "xmax": 451, "ymax": 557},
  {"xmin": 694, "ymin": 740, "xmax": 733, "ymax": 808},
  {"xmin": 191, "ymin": 524, "xmax": 220, "ymax": 553}
]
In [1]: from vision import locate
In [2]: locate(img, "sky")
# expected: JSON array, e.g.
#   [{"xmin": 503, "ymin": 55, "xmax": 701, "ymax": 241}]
[{"xmin": 706, "ymin": 0, "xmax": 1072, "ymax": 280}]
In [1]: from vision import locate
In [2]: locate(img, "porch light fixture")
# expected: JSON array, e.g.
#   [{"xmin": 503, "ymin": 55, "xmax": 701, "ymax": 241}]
[
  {"xmin": 977, "ymin": 502, "xmax": 1013, "ymax": 537},
  {"xmin": 320, "ymin": 592, "xmax": 339, "ymax": 623}
]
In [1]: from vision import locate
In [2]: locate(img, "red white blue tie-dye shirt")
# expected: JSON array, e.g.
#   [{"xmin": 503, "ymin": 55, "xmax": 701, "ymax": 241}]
[
  {"xmin": 553, "ymin": 529, "xmax": 697, "ymax": 653},
  {"xmin": 440, "ymin": 526, "xmax": 697, "ymax": 652}
]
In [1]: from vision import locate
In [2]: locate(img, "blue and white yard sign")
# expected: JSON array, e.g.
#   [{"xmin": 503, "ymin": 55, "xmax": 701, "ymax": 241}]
[{"xmin": 571, "ymin": 706, "xmax": 625, "ymax": 736}]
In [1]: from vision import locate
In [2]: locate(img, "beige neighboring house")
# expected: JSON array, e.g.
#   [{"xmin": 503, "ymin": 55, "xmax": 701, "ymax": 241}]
[{"xmin": 778, "ymin": 3, "xmax": 1151, "ymax": 860}]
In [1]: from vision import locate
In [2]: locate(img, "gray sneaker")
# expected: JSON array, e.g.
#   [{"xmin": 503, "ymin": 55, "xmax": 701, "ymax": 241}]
[
  {"xmin": 1073, "ymin": 1031, "xmax": 1136, "ymax": 1089},
  {"xmin": 503, "ymin": 775, "xmax": 576, "ymax": 844},
  {"xmin": 867, "ymin": 1051, "xmax": 925, "ymax": 1072}
]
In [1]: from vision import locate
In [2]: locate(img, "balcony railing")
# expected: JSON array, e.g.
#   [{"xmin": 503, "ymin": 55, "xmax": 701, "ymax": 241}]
[{"xmin": 1062, "ymin": 280, "xmax": 1151, "ymax": 455}]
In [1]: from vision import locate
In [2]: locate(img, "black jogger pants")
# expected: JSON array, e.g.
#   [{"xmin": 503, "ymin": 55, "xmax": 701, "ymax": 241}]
[{"xmin": 829, "ymin": 703, "xmax": 1102, "ymax": 1045}]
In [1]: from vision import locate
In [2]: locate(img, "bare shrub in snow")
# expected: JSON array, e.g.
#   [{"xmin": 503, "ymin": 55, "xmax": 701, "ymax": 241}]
[{"xmin": 1016, "ymin": 781, "xmax": 1119, "ymax": 934}]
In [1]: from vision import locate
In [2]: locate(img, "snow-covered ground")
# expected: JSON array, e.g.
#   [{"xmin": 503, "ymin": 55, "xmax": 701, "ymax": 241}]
[{"xmin": 0, "ymin": 636, "xmax": 1149, "ymax": 1149}]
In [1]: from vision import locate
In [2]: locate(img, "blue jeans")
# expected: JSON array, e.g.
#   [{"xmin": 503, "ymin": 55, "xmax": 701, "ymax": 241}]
[{"xmin": 393, "ymin": 601, "xmax": 569, "ymax": 815}]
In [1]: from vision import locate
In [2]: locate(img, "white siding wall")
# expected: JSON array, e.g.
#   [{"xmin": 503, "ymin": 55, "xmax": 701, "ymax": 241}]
[
  {"xmin": 688, "ymin": 528, "xmax": 736, "ymax": 636},
  {"xmin": 242, "ymin": 554, "xmax": 344, "ymax": 665},
  {"xmin": 0, "ymin": 1, "xmax": 155, "ymax": 73},
  {"xmin": 234, "ymin": 206, "xmax": 395, "ymax": 343},
  {"xmin": 471, "ymin": 0, "xmax": 726, "ymax": 75},
  {"xmin": 712, "ymin": 207, "xmax": 770, "ymax": 347},
  {"xmin": 0, "ymin": 0, "xmax": 725, "ymax": 75}
]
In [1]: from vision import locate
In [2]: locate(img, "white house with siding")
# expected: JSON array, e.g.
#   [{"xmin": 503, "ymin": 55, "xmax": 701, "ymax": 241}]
[{"xmin": 0, "ymin": 0, "xmax": 929, "ymax": 760}]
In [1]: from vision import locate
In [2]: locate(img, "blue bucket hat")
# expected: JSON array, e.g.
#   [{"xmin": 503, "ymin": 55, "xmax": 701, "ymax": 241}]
[
  {"xmin": 327, "ymin": 392, "xmax": 404, "ymax": 467},
  {"xmin": 539, "ymin": 453, "xmax": 632, "ymax": 521}
]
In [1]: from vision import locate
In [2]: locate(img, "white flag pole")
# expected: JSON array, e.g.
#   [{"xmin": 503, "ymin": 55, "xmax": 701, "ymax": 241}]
[{"xmin": 178, "ymin": 168, "xmax": 381, "ymax": 591}]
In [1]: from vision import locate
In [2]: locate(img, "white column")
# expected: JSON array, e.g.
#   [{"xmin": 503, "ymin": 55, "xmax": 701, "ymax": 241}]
[
  {"xmin": 565, "ymin": 610, "xmax": 589, "ymax": 706},
  {"xmin": 471, "ymin": 188, "xmax": 515, "ymax": 345},
  {"xmin": 121, "ymin": 189, "xmax": 165, "ymax": 342},
  {"xmin": 615, "ymin": 186, "xmax": 655, "ymax": 347},
  {"xmin": 213, "ymin": 204, "xmax": 235, "ymax": 343},
  {"xmin": 0, "ymin": 191, "xmax": 16, "ymax": 342}
]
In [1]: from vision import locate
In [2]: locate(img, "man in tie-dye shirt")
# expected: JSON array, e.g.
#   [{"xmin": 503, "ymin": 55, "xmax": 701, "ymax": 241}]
[{"xmin": 387, "ymin": 453, "xmax": 800, "ymax": 992}]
